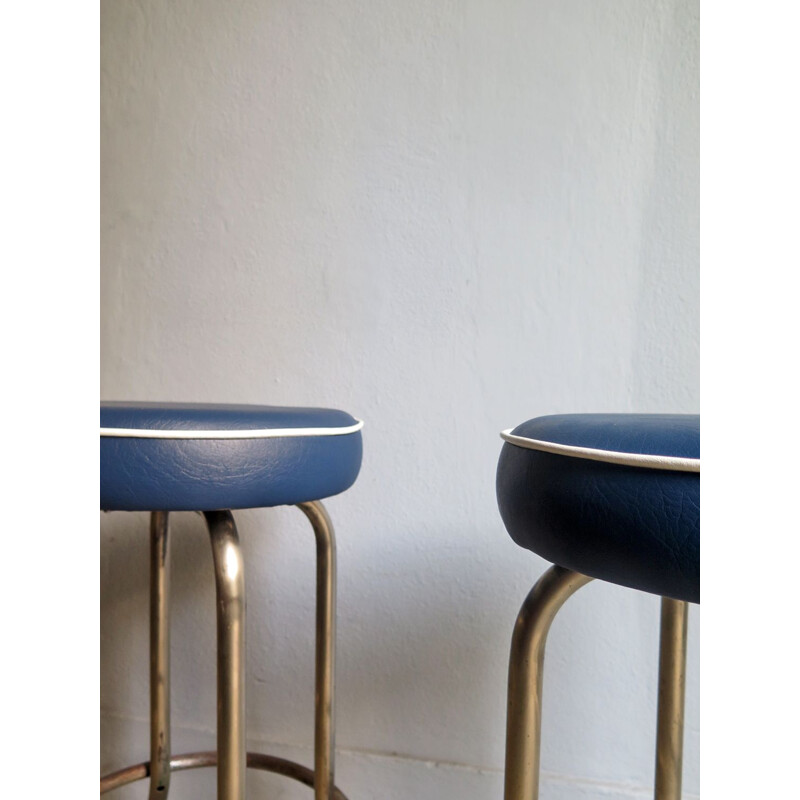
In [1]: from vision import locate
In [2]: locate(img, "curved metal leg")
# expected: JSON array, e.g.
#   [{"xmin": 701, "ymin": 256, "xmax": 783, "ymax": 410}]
[
  {"xmin": 297, "ymin": 501, "xmax": 337, "ymax": 800},
  {"xmin": 101, "ymin": 506, "xmax": 352, "ymax": 799},
  {"xmin": 149, "ymin": 512, "xmax": 171, "ymax": 799},
  {"xmin": 503, "ymin": 565, "xmax": 594, "ymax": 800},
  {"xmin": 204, "ymin": 511, "xmax": 246, "ymax": 800},
  {"xmin": 654, "ymin": 597, "xmax": 688, "ymax": 800}
]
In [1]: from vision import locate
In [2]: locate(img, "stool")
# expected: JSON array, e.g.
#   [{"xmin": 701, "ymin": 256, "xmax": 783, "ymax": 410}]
[
  {"xmin": 100, "ymin": 402, "xmax": 363, "ymax": 800},
  {"xmin": 496, "ymin": 414, "xmax": 699, "ymax": 800}
]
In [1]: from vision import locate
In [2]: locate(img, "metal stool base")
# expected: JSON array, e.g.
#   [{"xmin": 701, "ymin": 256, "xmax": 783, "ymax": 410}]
[
  {"xmin": 101, "ymin": 501, "xmax": 341, "ymax": 800},
  {"xmin": 502, "ymin": 565, "xmax": 690, "ymax": 800},
  {"xmin": 100, "ymin": 752, "xmax": 350, "ymax": 800}
]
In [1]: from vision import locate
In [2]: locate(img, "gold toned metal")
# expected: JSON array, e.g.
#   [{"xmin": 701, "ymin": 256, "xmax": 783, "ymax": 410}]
[
  {"xmin": 149, "ymin": 512, "xmax": 172, "ymax": 799},
  {"xmin": 102, "ymin": 503, "xmax": 344, "ymax": 798},
  {"xmin": 205, "ymin": 510, "xmax": 246, "ymax": 800},
  {"xmin": 654, "ymin": 597, "xmax": 688, "ymax": 800},
  {"xmin": 503, "ymin": 565, "xmax": 593, "ymax": 800},
  {"xmin": 297, "ymin": 501, "xmax": 337, "ymax": 800},
  {"xmin": 100, "ymin": 751, "xmax": 350, "ymax": 799}
]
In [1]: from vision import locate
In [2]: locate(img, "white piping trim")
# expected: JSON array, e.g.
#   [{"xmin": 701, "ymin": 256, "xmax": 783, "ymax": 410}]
[
  {"xmin": 101, "ymin": 419, "xmax": 364, "ymax": 440},
  {"xmin": 500, "ymin": 429, "xmax": 700, "ymax": 473}
]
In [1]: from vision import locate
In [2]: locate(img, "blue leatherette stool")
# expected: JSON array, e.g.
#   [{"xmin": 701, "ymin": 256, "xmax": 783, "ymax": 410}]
[
  {"xmin": 496, "ymin": 414, "xmax": 699, "ymax": 800},
  {"xmin": 100, "ymin": 403, "xmax": 363, "ymax": 800}
]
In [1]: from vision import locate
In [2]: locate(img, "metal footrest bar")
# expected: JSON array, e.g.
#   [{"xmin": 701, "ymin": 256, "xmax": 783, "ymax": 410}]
[{"xmin": 100, "ymin": 751, "xmax": 350, "ymax": 800}]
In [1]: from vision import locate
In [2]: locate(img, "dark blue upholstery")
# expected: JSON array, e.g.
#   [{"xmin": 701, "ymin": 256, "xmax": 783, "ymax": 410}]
[
  {"xmin": 496, "ymin": 414, "xmax": 699, "ymax": 603},
  {"xmin": 101, "ymin": 403, "xmax": 363, "ymax": 511}
]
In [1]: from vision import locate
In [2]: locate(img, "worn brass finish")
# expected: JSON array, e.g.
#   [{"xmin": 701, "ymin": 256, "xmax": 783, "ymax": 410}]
[
  {"xmin": 204, "ymin": 510, "xmax": 246, "ymax": 800},
  {"xmin": 654, "ymin": 597, "xmax": 688, "ymax": 800},
  {"xmin": 100, "ymin": 751, "xmax": 350, "ymax": 799},
  {"xmin": 297, "ymin": 501, "xmax": 337, "ymax": 800},
  {"xmin": 503, "ymin": 565, "xmax": 594, "ymax": 800},
  {"xmin": 102, "ymin": 502, "xmax": 342, "ymax": 799},
  {"xmin": 149, "ymin": 512, "xmax": 171, "ymax": 799}
]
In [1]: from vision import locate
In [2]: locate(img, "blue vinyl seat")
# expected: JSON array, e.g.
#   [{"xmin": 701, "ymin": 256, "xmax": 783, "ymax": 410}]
[
  {"xmin": 496, "ymin": 414, "xmax": 699, "ymax": 602},
  {"xmin": 101, "ymin": 402, "xmax": 363, "ymax": 511},
  {"xmin": 100, "ymin": 402, "xmax": 363, "ymax": 800},
  {"xmin": 496, "ymin": 413, "xmax": 699, "ymax": 800}
]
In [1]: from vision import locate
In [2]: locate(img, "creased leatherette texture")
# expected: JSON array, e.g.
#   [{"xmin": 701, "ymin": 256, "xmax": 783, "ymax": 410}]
[
  {"xmin": 101, "ymin": 433, "xmax": 363, "ymax": 511},
  {"xmin": 497, "ymin": 445, "xmax": 699, "ymax": 602}
]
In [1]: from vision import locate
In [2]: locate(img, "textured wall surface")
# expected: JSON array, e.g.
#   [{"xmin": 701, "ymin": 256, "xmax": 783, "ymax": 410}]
[{"xmin": 101, "ymin": 1, "xmax": 699, "ymax": 797}]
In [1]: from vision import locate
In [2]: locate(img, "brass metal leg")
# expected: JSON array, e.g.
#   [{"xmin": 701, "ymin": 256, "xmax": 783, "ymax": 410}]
[
  {"xmin": 654, "ymin": 597, "xmax": 688, "ymax": 800},
  {"xmin": 205, "ymin": 511, "xmax": 246, "ymax": 800},
  {"xmin": 503, "ymin": 566, "xmax": 593, "ymax": 800},
  {"xmin": 149, "ymin": 512, "xmax": 171, "ymax": 799},
  {"xmin": 101, "ymin": 507, "xmax": 352, "ymax": 799},
  {"xmin": 297, "ymin": 501, "xmax": 337, "ymax": 800}
]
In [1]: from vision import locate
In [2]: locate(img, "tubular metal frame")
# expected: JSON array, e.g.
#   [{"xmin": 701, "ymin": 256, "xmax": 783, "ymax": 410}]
[
  {"xmin": 149, "ymin": 511, "xmax": 171, "ymax": 800},
  {"xmin": 503, "ymin": 564, "xmax": 690, "ymax": 800},
  {"xmin": 297, "ymin": 501, "xmax": 338, "ymax": 800},
  {"xmin": 99, "ymin": 752, "xmax": 349, "ymax": 800},
  {"xmin": 100, "ymin": 502, "xmax": 348, "ymax": 800},
  {"xmin": 205, "ymin": 510, "xmax": 247, "ymax": 800},
  {"xmin": 654, "ymin": 597, "xmax": 688, "ymax": 800}
]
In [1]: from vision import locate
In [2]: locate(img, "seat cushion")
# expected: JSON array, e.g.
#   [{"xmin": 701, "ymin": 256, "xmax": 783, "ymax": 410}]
[
  {"xmin": 101, "ymin": 403, "xmax": 363, "ymax": 511},
  {"xmin": 496, "ymin": 414, "xmax": 699, "ymax": 602}
]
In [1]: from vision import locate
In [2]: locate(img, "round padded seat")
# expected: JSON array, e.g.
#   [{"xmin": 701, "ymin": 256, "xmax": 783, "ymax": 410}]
[
  {"xmin": 496, "ymin": 414, "xmax": 699, "ymax": 603},
  {"xmin": 101, "ymin": 402, "xmax": 363, "ymax": 511}
]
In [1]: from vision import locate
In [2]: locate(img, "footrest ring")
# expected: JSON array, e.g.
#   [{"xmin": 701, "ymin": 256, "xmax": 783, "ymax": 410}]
[{"xmin": 100, "ymin": 750, "xmax": 350, "ymax": 799}]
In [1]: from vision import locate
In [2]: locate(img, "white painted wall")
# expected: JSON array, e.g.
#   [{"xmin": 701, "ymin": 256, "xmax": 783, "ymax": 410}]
[{"xmin": 101, "ymin": 1, "xmax": 699, "ymax": 798}]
